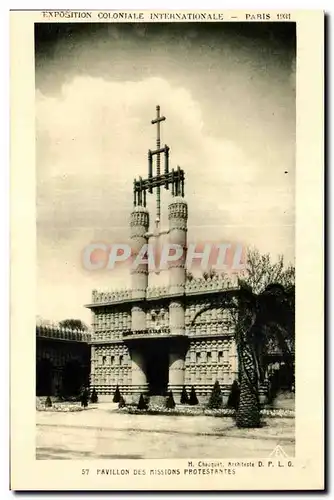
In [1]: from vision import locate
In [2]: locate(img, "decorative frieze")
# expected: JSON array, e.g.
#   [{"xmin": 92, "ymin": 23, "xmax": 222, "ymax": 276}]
[
  {"xmin": 146, "ymin": 286, "xmax": 169, "ymax": 298},
  {"xmin": 185, "ymin": 275, "xmax": 238, "ymax": 294},
  {"xmin": 169, "ymin": 224, "xmax": 188, "ymax": 231},
  {"xmin": 91, "ymin": 279, "xmax": 238, "ymax": 305},
  {"xmin": 92, "ymin": 288, "xmax": 132, "ymax": 304}
]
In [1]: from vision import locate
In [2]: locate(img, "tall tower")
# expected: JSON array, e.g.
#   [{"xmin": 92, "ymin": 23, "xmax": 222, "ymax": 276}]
[
  {"xmin": 129, "ymin": 200, "xmax": 150, "ymax": 398},
  {"xmin": 168, "ymin": 194, "xmax": 187, "ymax": 331},
  {"xmin": 130, "ymin": 206, "xmax": 149, "ymax": 319},
  {"xmin": 168, "ymin": 189, "xmax": 188, "ymax": 402},
  {"xmin": 168, "ymin": 193, "xmax": 188, "ymax": 295},
  {"xmin": 132, "ymin": 104, "xmax": 186, "ymax": 273},
  {"xmin": 131, "ymin": 105, "xmax": 187, "ymax": 402}
]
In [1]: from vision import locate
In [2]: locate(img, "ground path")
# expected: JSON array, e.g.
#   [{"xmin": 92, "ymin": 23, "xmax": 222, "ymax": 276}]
[{"xmin": 36, "ymin": 403, "xmax": 295, "ymax": 460}]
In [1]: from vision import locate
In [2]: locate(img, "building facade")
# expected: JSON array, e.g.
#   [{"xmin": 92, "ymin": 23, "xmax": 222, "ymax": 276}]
[
  {"xmin": 87, "ymin": 274, "xmax": 240, "ymax": 403},
  {"xmin": 37, "ymin": 107, "xmax": 293, "ymax": 405},
  {"xmin": 36, "ymin": 321, "xmax": 91, "ymax": 397},
  {"xmin": 86, "ymin": 105, "xmax": 243, "ymax": 404}
]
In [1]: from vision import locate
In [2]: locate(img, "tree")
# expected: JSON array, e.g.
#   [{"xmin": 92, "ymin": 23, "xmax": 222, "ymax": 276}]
[
  {"xmin": 180, "ymin": 386, "xmax": 189, "ymax": 405},
  {"xmin": 166, "ymin": 391, "xmax": 176, "ymax": 409},
  {"xmin": 207, "ymin": 380, "xmax": 223, "ymax": 409},
  {"xmin": 45, "ymin": 396, "xmax": 52, "ymax": 408},
  {"xmin": 190, "ymin": 249, "xmax": 295, "ymax": 428},
  {"xmin": 189, "ymin": 386, "xmax": 199, "ymax": 405},
  {"xmin": 80, "ymin": 387, "xmax": 89, "ymax": 408},
  {"xmin": 113, "ymin": 385, "xmax": 121, "ymax": 403},
  {"xmin": 137, "ymin": 394, "xmax": 148, "ymax": 410},
  {"xmin": 227, "ymin": 380, "xmax": 240, "ymax": 410},
  {"xmin": 238, "ymin": 248, "xmax": 295, "ymax": 294},
  {"xmin": 234, "ymin": 283, "xmax": 294, "ymax": 428},
  {"xmin": 90, "ymin": 388, "xmax": 98, "ymax": 403},
  {"xmin": 118, "ymin": 395, "xmax": 126, "ymax": 408},
  {"xmin": 59, "ymin": 319, "xmax": 88, "ymax": 331}
]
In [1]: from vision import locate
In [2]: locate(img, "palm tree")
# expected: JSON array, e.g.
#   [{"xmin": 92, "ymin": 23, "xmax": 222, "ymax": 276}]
[
  {"xmin": 235, "ymin": 283, "xmax": 294, "ymax": 427},
  {"xmin": 191, "ymin": 282, "xmax": 294, "ymax": 428}
]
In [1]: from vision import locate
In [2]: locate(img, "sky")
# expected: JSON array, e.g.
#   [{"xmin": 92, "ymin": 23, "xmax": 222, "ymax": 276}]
[{"xmin": 35, "ymin": 22, "xmax": 296, "ymax": 324}]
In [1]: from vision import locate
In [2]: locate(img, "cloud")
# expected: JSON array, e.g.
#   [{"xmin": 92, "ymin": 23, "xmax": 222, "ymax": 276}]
[{"xmin": 36, "ymin": 75, "xmax": 294, "ymax": 321}]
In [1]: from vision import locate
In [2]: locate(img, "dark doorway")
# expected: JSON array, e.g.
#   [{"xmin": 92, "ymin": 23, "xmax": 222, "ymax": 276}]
[
  {"xmin": 62, "ymin": 360, "xmax": 83, "ymax": 397},
  {"xmin": 145, "ymin": 345, "xmax": 169, "ymax": 396},
  {"xmin": 36, "ymin": 358, "xmax": 53, "ymax": 396}
]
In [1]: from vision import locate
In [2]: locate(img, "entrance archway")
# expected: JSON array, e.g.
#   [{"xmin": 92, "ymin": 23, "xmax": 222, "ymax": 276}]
[{"xmin": 145, "ymin": 345, "xmax": 169, "ymax": 396}]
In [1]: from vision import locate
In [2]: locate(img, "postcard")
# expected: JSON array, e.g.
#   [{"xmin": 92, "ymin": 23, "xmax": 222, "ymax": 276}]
[{"xmin": 10, "ymin": 9, "xmax": 324, "ymax": 491}]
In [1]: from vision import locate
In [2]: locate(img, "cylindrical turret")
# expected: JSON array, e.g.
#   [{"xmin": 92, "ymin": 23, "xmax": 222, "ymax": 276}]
[
  {"xmin": 130, "ymin": 206, "xmax": 149, "ymax": 332},
  {"xmin": 168, "ymin": 197, "xmax": 187, "ymax": 338},
  {"xmin": 167, "ymin": 196, "xmax": 188, "ymax": 401},
  {"xmin": 168, "ymin": 196, "xmax": 188, "ymax": 296},
  {"xmin": 131, "ymin": 348, "xmax": 148, "ymax": 398}
]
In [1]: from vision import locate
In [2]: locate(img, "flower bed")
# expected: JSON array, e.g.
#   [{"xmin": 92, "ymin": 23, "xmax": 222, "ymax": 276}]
[
  {"xmin": 118, "ymin": 405, "xmax": 294, "ymax": 418},
  {"xmin": 37, "ymin": 404, "xmax": 85, "ymax": 412},
  {"xmin": 261, "ymin": 408, "xmax": 294, "ymax": 418},
  {"xmin": 36, "ymin": 398, "xmax": 90, "ymax": 412}
]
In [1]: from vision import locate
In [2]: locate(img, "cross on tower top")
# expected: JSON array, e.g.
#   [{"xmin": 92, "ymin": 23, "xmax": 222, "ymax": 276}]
[
  {"xmin": 151, "ymin": 105, "xmax": 166, "ymax": 142},
  {"xmin": 133, "ymin": 105, "xmax": 185, "ymax": 225},
  {"xmin": 151, "ymin": 105, "xmax": 165, "ymax": 226}
]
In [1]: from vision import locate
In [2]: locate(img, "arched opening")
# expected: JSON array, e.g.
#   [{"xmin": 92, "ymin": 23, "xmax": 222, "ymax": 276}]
[
  {"xmin": 62, "ymin": 359, "xmax": 84, "ymax": 397},
  {"xmin": 36, "ymin": 358, "xmax": 53, "ymax": 396},
  {"xmin": 145, "ymin": 346, "xmax": 169, "ymax": 396}
]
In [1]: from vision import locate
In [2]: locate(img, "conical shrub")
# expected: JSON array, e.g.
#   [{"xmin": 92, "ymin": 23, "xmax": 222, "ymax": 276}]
[
  {"xmin": 227, "ymin": 380, "xmax": 240, "ymax": 410},
  {"xmin": 113, "ymin": 385, "xmax": 121, "ymax": 403},
  {"xmin": 189, "ymin": 386, "xmax": 199, "ymax": 405},
  {"xmin": 118, "ymin": 395, "xmax": 126, "ymax": 408},
  {"xmin": 207, "ymin": 380, "xmax": 223, "ymax": 409},
  {"xmin": 180, "ymin": 386, "xmax": 189, "ymax": 405},
  {"xmin": 166, "ymin": 391, "xmax": 176, "ymax": 409},
  {"xmin": 81, "ymin": 387, "xmax": 89, "ymax": 408},
  {"xmin": 137, "ymin": 393, "xmax": 148, "ymax": 410},
  {"xmin": 90, "ymin": 388, "xmax": 98, "ymax": 403},
  {"xmin": 45, "ymin": 396, "xmax": 52, "ymax": 408}
]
